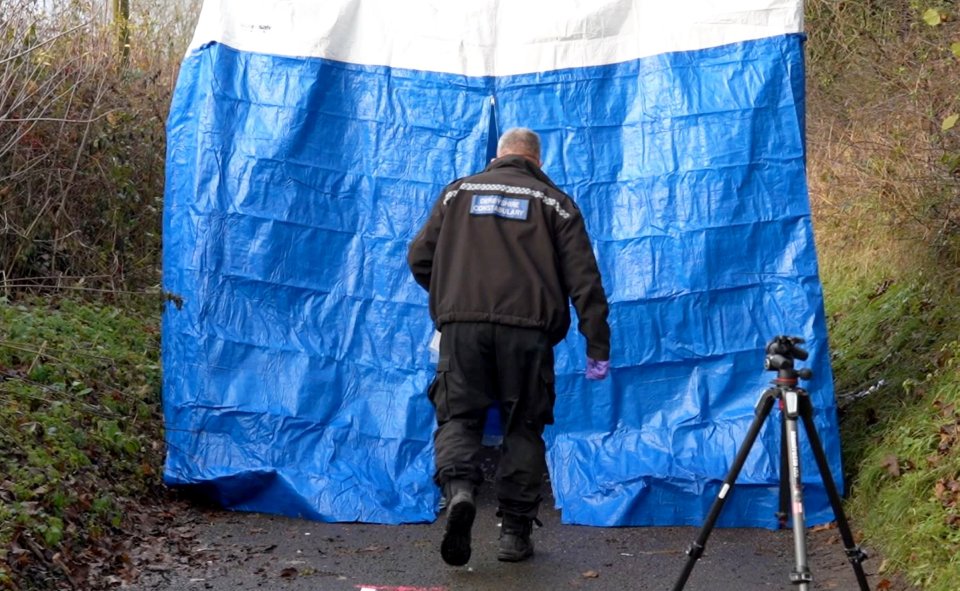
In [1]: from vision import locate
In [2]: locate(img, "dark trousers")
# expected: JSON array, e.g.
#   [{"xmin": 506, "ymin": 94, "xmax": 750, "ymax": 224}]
[{"xmin": 428, "ymin": 322, "xmax": 556, "ymax": 519}]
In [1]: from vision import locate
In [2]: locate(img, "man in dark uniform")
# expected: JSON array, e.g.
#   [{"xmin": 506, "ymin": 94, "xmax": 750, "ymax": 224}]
[{"xmin": 407, "ymin": 127, "xmax": 611, "ymax": 566}]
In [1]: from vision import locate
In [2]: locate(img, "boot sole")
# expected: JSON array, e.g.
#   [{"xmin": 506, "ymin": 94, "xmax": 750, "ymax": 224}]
[
  {"xmin": 440, "ymin": 500, "xmax": 475, "ymax": 566},
  {"xmin": 497, "ymin": 548, "xmax": 534, "ymax": 562}
]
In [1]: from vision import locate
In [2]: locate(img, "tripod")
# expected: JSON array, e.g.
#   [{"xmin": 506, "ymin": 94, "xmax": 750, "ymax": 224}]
[{"xmin": 672, "ymin": 336, "xmax": 870, "ymax": 591}]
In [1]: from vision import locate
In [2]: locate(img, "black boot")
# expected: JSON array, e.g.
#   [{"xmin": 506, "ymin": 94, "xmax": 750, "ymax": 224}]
[
  {"xmin": 440, "ymin": 480, "xmax": 476, "ymax": 566},
  {"xmin": 498, "ymin": 514, "xmax": 534, "ymax": 562}
]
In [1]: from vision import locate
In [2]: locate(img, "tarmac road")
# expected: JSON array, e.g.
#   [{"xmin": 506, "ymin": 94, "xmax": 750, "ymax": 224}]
[{"xmin": 131, "ymin": 451, "xmax": 904, "ymax": 591}]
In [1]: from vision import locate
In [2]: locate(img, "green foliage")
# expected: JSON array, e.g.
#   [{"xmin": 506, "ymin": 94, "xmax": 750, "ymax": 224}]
[
  {"xmin": 821, "ymin": 262, "xmax": 960, "ymax": 590},
  {"xmin": 0, "ymin": 297, "xmax": 162, "ymax": 588},
  {"xmin": 846, "ymin": 342, "xmax": 960, "ymax": 590},
  {"xmin": 808, "ymin": 2, "xmax": 960, "ymax": 589},
  {"xmin": 824, "ymin": 269, "xmax": 958, "ymax": 458}
]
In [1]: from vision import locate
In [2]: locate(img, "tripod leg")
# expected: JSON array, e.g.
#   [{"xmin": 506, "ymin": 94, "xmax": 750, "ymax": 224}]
[
  {"xmin": 672, "ymin": 389, "xmax": 778, "ymax": 591},
  {"xmin": 799, "ymin": 399, "xmax": 871, "ymax": 591},
  {"xmin": 778, "ymin": 403, "xmax": 790, "ymax": 527},
  {"xmin": 783, "ymin": 392, "xmax": 813, "ymax": 590}
]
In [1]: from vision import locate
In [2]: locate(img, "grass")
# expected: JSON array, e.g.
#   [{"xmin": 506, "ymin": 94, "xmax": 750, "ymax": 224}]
[
  {"xmin": 0, "ymin": 296, "xmax": 163, "ymax": 590},
  {"xmin": 818, "ymin": 237, "xmax": 960, "ymax": 590},
  {"xmin": 804, "ymin": 2, "xmax": 960, "ymax": 585},
  {"xmin": 847, "ymin": 350, "xmax": 960, "ymax": 591}
]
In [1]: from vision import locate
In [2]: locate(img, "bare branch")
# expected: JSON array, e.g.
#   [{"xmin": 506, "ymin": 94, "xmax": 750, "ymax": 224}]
[
  {"xmin": 0, "ymin": 21, "xmax": 93, "ymax": 65},
  {"xmin": 1, "ymin": 110, "xmax": 120, "ymax": 125}
]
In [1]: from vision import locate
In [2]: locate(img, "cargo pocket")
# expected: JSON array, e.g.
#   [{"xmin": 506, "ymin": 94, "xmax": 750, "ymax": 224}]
[
  {"xmin": 428, "ymin": 356, "xmax": 452, "ymax": 422},
  {"xmin": 535, "ymin": 364, "xmax": 557, "ymax": 426}
]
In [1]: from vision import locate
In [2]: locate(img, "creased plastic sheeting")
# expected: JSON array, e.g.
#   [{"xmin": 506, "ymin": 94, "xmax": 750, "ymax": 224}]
[
  {"xmin": 162, "ymin": 44, "xmax": 493, "ymax": 522},
  {"xmin": 163, "ymin": 34, "xmax": 844, "ymax": 527},
  {"xmin": 492, "ymin": 35, "xmax": 840, "ymax": 527}
]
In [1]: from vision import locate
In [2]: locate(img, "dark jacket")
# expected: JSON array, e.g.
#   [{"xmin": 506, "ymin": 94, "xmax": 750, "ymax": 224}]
[{"xmin": 407, "ymin": 155, "xmax": 610, "ymax": 360}]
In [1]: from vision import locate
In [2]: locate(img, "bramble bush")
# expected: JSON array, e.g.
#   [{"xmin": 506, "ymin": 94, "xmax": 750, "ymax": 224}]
[{"xmin": 0, "ymin": 0, "xmax": 197, "ymax": 296}]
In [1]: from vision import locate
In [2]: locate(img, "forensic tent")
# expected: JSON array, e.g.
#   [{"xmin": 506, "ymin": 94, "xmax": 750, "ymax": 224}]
[{"xmin": 162, "ymin": 0, "xmax": 844, "ymax": 528}]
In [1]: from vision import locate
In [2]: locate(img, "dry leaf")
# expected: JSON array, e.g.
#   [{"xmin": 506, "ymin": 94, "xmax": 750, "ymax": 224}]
[
  {"xmin": 810, "ymin": 522, "xmax": 836, "ymax": 532},
  {"xmin": 880, "ymin": 454, "xmax": 900, "ymax": 477},
  {"xmin": 357, "ymin": 544, "xmax": 387, "ymax": 553},
  {"xmin": 935, "ymin": 479, "xmax": 947, "ymax": 501}
]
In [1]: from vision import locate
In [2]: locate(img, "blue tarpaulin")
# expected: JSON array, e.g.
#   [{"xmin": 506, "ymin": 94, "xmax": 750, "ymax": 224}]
[{"xmin": 162, "ymin": 0, "xmax": 843, "ymax": 527}]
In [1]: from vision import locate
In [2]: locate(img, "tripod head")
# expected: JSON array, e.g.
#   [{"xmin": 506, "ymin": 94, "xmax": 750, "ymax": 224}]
[{"xmin": 764, "ymin": 336, "xmax": 812, "ymax": 382}]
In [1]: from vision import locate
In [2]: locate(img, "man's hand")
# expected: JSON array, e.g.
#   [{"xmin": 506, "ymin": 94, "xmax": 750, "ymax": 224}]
[{"xmin": 586, "ymin": 358, "xmax": 610, "ymax": 380}]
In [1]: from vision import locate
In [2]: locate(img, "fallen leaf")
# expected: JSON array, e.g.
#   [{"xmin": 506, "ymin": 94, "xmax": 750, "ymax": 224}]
[
  {"xmin": 357, "ymin": 545, "xmax": 387, "ymax": 553},
  {"xmin": 869, "ymin": 279, "xmax": 893, "ymax": 299},
  {"xmin": 810, "ymin": 522, "xmax": 836, "ymax": 532},
  {"xmin": 943, "ymin": 114, "xmax": 959, "ymax": 132},
  {"xmin": 923, "ymin": 8, "xmax": 943, "ymax": 27},
  {"xmin": 582, "ymin": 570, "xmax": 600, "ymax": 578},
  {"xmin": 880, "ymin": 454, "xmax": 900, "ymax": 477},
  {"xmin": 934, "ymin": 479, "xmax": 947, "ymax": 501}
]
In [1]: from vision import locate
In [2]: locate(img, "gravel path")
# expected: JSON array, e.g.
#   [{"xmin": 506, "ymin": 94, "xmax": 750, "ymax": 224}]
[{"xmin": 124, "ymin": 451, "xmax": 911, "ymax": 591}]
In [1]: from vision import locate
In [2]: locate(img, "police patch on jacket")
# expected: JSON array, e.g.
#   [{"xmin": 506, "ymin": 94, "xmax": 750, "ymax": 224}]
[{"xmin": 469, "ymin": 194, "xmax": 530, "ymax": 220}]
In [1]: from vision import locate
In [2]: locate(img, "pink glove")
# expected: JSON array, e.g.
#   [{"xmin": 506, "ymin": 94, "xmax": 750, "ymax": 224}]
[{"xmin": 586, "ymin": 358, "xmax": 610, "ymax": 380}]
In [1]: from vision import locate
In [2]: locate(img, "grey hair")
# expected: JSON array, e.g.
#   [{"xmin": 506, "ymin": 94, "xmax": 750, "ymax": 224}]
[{"xmin": 497, "ymin": 127, "xmax": 541, "ymax": 160}]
